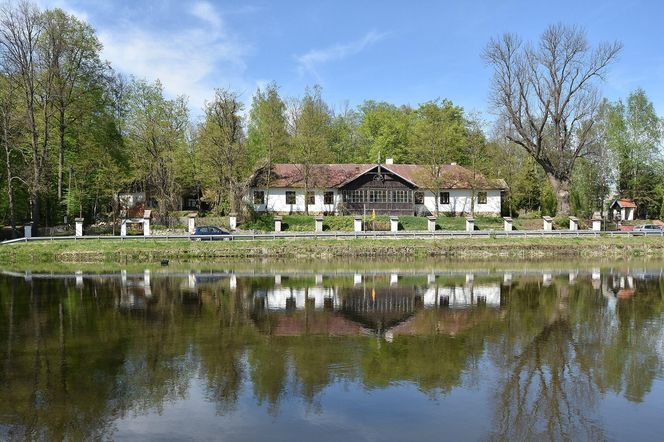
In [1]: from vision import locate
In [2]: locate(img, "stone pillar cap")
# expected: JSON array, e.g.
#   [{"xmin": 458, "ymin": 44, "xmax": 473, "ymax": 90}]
[
  {"xmin": 466, "ymin": 216, "xmax": 475, "ymax": 221},
  {"xmin": 353, "ymin": 215, "xmax": 363, "ymax": 220},
  {"xmin": 427, "ymin": 215, "xmax": 436, "ymax": 220},
  {"xmin": 503, "ymin": 216, "xmax": 513, "ymax": 221},
  {"xmin": 74, "ymin": 217, "xmax": 84, "ymax": 222},
  {"xmin": 188, "ymin": 212, "xmax": 198, "ymax": 218},
  {"xmin": 569, "ymin": 216, "xmax": 578, "ymax": 221},
  {"xmin": 543, "ymin": 216, "xmax": 553, "ymax": 221},
  {"xmin": 390, "ymin": 216, "xmax": 399, "ymax": 220},
  {"xmin": 229, "ymin": 212, "xmax": 238, "ymax": 216},
  {"xmin": 315, "ymin": 216, "xmax": 324, "ymax": 220},
  {"xmin": 274, "ymin": 215, "xmax": 282, "ymax": 221}
]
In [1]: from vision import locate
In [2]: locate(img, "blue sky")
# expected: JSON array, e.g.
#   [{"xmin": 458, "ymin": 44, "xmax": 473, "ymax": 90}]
[{"xmin": 39, "ymin": 0, "xmax": 664, "ymax": 119}]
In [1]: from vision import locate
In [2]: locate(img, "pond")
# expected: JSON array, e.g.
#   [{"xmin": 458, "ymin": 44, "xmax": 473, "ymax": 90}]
[{"xmin": 1, "ymin": 259, "xmax": 663, "ymax": 441}]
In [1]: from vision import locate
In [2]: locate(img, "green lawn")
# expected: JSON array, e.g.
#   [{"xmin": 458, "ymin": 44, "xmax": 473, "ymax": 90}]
[{"xmin": 1, "ymin": 235, "xmax": 664, "ymax": 264}]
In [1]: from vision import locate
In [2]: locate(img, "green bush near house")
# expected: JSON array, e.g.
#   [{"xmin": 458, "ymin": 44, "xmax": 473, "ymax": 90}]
[
  {"xmin": 324, "ymin": 216, "xmax": 354, "ymax": 231},
  {"xmin": 240, "ymin": 213, "xmax": 275, "ymax": 231},
  {"xmin": 239, "ymin": 214, "xmax": 508, "ymax": 232}
]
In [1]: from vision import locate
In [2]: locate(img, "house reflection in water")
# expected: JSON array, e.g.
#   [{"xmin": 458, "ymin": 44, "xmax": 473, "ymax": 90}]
[{"xmin": 250, "ymin": 276, "xmax": 502, "ymax": 336}]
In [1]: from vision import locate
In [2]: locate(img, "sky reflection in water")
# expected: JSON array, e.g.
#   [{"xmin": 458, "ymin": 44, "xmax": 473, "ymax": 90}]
[{"xmin": 1, "ymin": 262, "xmax": 663, "ymax": 441}]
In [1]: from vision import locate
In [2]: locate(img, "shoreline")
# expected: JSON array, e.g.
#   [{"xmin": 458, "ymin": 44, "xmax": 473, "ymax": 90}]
[{"xmin": 1, "ymin": 236, "xmax": 664, "ymax": 264}]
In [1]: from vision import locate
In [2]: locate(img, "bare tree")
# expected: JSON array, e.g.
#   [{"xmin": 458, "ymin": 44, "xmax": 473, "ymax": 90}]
[
  {"xmin": 484, "ymin": 24, "xmax": 621, "ymax": 215},
  {"xmin": 0, "ymin": 73, "xmax": 20, "ymax": 234},
  {"xmin": 0, "ymin": 1, "xmax": 43, "ymax": 225}
]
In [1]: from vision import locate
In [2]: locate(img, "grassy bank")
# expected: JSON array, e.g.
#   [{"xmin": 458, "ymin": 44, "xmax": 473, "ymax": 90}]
[{"xmin": 1, "ymin": 236, "xmax": 664, "ymax": 264}]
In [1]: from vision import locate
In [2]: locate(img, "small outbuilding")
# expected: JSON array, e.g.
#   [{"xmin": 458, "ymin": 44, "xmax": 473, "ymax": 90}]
[{"xmin": 610, "ymin": 199, "xmax": 637, "ymax": 221}]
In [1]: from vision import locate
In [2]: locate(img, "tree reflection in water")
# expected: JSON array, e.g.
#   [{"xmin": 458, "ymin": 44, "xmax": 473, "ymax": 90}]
[{"xmin": 0, "ymin": 267, "xmax": 661, "ymax": 440}]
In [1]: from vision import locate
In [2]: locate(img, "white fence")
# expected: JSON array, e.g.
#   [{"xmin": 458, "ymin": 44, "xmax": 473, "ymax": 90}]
[{"xmin": 2, "ymin": 229, "xmax": 663, "ymax": 245}]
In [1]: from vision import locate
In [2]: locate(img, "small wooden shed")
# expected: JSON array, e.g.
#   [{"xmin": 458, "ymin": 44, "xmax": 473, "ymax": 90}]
[{"xmin": 610, "ymin": 199, "xmax": 637, "ymax": 221}]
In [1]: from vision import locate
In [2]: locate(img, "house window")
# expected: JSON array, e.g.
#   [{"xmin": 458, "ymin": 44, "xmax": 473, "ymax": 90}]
[
  {"xmin": 324, "ymin": 191, "xmax": 334, "ymax": 205},
  {"xmin": 186, "ymin": 198, "xmax": 198, "ymax": 209},
  {"xmin": 342, "ymin": 190, "xmax": 365, "ymax": 203},
  {"xmin": 440, "ymin": 192, "xmax": 450, "ymax": 205},
  {"xmin": 306, "ymin": 191, "xmax": 315, "ymax": 205},
  {"xmin": 478, "ymin": 192, "xmax": 487, "ymax": 205},
  {"xmin": 391, "ymin": 190, "xmax": 410, "ymax": 203},
  {"xmin": 253, "ymin": 190, "xmax": 265, "ymax": 205},
  {"xmin": 286, "ymin": 191, "xmax": 296, "ymax": 205},
  {"xmin": 414, "ymin": 191, "xmax": 424, "ymax": 205}
]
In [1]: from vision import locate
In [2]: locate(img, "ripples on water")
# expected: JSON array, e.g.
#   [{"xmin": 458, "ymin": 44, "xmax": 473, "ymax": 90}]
[{"xmin": 1, "ymin": 262, "xmax": 663, "ymax": 441}]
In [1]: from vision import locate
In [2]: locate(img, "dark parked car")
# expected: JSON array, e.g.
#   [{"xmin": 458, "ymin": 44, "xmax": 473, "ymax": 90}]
[{"xmin": 192, "ymin": 226, "xmax": 231, "ymax": 239}]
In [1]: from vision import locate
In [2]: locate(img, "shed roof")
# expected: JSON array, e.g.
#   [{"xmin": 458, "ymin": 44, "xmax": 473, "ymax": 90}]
[
  {"xmin": 611, "ymin": 199, "xmax": 637, "ymax": 209},
  {"xmin": 254, "ymin": 163, "xmax": 507, "ymax": 190}
]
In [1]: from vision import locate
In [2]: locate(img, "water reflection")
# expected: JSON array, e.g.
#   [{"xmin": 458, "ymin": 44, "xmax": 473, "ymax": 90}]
[{"xmin": 0, "ymin": 264, "xmax": 663, "ymax": 440}]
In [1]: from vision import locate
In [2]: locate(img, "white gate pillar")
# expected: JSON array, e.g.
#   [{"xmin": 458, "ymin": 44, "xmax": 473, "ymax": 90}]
[
  {"xmin": 188, "ymin": 213, "xmax": 197, "ymax": 234},
  {"xmin": 353, "ymin": 216, "xmax": 363, "ymax": 232},
  {"xmin": 569, "ymin": 216, "xmax": 579, "ymax": 231},
  {"xmin": 465, "ymin": 217, "xmax": 475, "ymax": 232},
  {"xmin": 427, "ymin": 216, "xmax": 436, "ymax": 232},
  {"xmin": 592, "ymin": 213, "xmax": 602, "ymax": 231},
  {"xmin": 75, "ymin": 218, "xmax": 84, "ymax": 237},
  {"xmin": 120, "ymin": 220, "xmax": 127, "ymax": 237},
  {"xmin": 390, "ymin": 216, "xmax": 399, "ymax": 232},
  {"xmin": 24, "ymin": 222, "xmax": 33, "ymax": 239},
  {"xmin": 503, "ymin": 216, "xmax": 513, "ymax": 232},
  {"xmin": 315, "ymin": 216, "xmax": 323, "ymax": 232},
  {"xmin": 229, "ymin": 213, "xmax": 237, "ymax": 231}
]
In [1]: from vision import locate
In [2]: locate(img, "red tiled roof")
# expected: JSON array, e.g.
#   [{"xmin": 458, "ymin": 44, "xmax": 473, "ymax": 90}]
[
  {"xmin": 617, "ymin": 288, "xmax": 636, "ymax": 299},
  {"xmin": 612, "ymin": 199, "xmax": 637, "ymax": 209},
  {"xmin": 270, "ymin": 312, "xmax": 367, "ymax": 336},
  {"xmin": 256, "ymin": 163, "xmax": 507, "ymax": 190}
]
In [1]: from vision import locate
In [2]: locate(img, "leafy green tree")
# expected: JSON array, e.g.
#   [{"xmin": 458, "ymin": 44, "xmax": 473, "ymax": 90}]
[
  {"xmin": 41, "ymin": 8, "xmax": 103, "ymax": 203},
  {"xmin": 247, "ymin": 81, "xmax": 289, "ymax": 208},
  {"xmin": 608, "ymin": 89, "xmax": 663, "ymax": 218},
  {"xmin": 289, "ymin": 85, "xmax": 332, "ymax": 215},
  {"xmin": 357, "ymin": 100, "xmax": 414, "ymax": 163},
  {"xmin": 198, "ymin": 88, "xmax": 248, "ymax": 214},
  {"xmin": 125, "ymin": 79, "xmax": 189, "ymax": 218},
  {"xmin": 328, "ymin": 103, "xmax": 361, "ymax": 163},
  {"xmin": 411, "ymin": 99, "xmax": 465, "ymax": 214}
]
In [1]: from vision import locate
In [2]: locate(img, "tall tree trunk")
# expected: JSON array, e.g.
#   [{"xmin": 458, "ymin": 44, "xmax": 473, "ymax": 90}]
[
  {"xmin": 3, "ymin": 125, "xmax": 16, "ymax": 234},
  {"xmin": 548, "ymin": 174, "xmax": 571, "ymax": 216},
  {"xmin": 58, "ymin": 105, "xmax": 65, "ymax": 200},
  {"xmin": 266, "ymin": 133, "xmax": 272, "ymax": 213},
  {"xmin": 28, "ymin": 106, "xmax": 40, "ymax": 226}
]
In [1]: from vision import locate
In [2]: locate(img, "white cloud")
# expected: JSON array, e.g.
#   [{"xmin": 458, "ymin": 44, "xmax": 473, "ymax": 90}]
[
  {"xmin": 98, "ymin": 2, "xmax": 251, "ymax": 114},
  {"xmin": 35, "ymin": 0, "xmax": 89, "ymax": 22},
  {"xmin": 190, "ymin": 1, "xmax": 222, "ymax": 30},
  {"xmin": 296, "ymin": 31, "xmax": 388, "ymax": 79}
]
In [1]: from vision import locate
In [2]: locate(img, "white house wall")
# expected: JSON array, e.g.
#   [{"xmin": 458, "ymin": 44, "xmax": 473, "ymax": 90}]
[
  {"xmin": 251, "ymin": 188, "xmax": 341, "ymax": 214},
  {"xmin": 423, "ymin": 284, "xmax": 501, "ymax": 308},
  {"xmin": 249, "ymin": 187, "xmax": 502, "ymax": 215},
  {"xmin": 259, "ymin": 287, "xmax": 338, "ymax": 309},
  {"xmin": 421, "ymin": 189, "xmax": 501, "ymax": 216}
]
